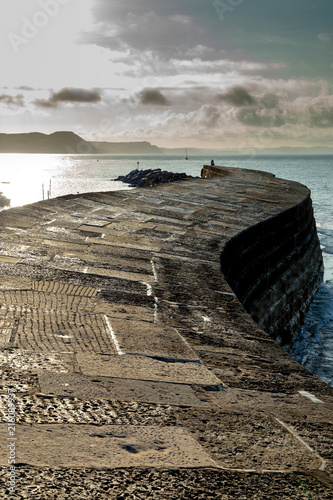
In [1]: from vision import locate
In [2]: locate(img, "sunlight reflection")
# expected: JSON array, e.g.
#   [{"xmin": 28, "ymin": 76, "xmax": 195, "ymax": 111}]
[
  {"xmin": 0, "ymin": 154, "xmax": 64, "ymax": 208},
  {"xmin": 0, "ymin": 154, "xmax": 131, "ymax": 209}
]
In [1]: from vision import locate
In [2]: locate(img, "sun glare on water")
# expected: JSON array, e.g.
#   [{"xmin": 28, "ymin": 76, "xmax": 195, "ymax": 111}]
[
  {"xmin": 0, "ymin": 154, "xmax": 131, "ymax": 210},
  {"xmin": 0, "ymin": 154, "xmax": 68, "ymax": 208}
]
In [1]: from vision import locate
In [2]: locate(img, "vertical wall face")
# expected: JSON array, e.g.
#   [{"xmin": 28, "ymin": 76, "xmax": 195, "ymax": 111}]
[{"xmin": 220, "ymin": 192, "xmax": 324, "ymax": 347}]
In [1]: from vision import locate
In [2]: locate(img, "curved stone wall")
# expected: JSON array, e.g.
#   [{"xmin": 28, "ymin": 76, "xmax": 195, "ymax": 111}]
[{"xmin": 219, "ymin": 177, "xmax": 324, "ymax": 347}]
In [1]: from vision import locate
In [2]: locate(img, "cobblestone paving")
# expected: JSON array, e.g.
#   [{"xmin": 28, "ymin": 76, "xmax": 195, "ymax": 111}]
[
  {"xmin": 32, "ymin": 280, "xmax": 98, "ymax": 297},
  {"xmin": 0, "ymin": 467, "xmax": 332, "ymax": 499},
  {"xmin": 1, "ymin": 306, "xmax": 116, "ymax": 354},
  {"xmin": 0, "ymin": 290, "xmax": 95, "ymax": 312},
  {"xmin": 0, "ymin": 395, "xmax": 176, "ymax": 425}
]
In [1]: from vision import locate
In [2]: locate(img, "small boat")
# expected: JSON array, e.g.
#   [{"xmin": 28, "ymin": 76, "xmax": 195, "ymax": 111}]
[{"xmin": 185, "ymin": 148, "xmax": 188, "ymax": 160}]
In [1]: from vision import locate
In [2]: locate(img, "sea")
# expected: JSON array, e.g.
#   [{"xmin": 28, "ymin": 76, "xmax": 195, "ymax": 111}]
[{"xmin": 0, "ymin": 153, "xmax": 332, "ymax": 387}]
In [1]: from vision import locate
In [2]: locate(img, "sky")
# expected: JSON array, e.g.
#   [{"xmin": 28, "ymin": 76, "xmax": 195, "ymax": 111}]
[{"xmin": 1, "ymin": 0, "xmax": 333, "ymax": 150}]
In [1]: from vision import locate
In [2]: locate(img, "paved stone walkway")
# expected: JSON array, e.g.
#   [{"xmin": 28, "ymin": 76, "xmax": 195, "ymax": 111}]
[{"xmin": 0, "ymin": 167, "xmax": 332, "ymax": 498}]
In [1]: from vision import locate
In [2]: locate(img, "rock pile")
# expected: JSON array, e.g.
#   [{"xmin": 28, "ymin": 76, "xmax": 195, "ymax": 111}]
[{"xmin": 116, "ymin": 168, "xmax": 190, "ymax": 187}]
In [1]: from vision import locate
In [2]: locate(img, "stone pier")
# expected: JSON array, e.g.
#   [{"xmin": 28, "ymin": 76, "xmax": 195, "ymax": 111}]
[{"xmin": 0, "ymin": 166, "xmax": 332, "ymax": 498}]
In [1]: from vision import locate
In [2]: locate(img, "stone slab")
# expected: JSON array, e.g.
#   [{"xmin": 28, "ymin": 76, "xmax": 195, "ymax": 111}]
[
  {"xmin": 63, "ymin": 251, "xmax": 153, "ymax": 272},
  {"xmin": 0, "ymin": 276, "xmax": 32, "ymax": 291},
  {"xmin": 208, "ymin": 388, "xmax": 333, "ymax": 423},
  {"xmin": 0, "ymin": 424, "xmax": 216, "ymax": 468},
  {"xmin": 76, "ymin": 353, "xmax": 222, "ymax": 386},
  {"xmin": 87, "ymin": 237, "xmax": 162, "ymax": 251},
  {"xmin": 146, "ymin": 216, "xmax": 194, "ymax": 226},
  {"xmin": 175, "ymin": 407, "xmax": 320, "ymax": 472},
  {"xmin": 79, "ymin": 220, "xmax": 110, "ymax": 228},
  {"xmin": 85, "ymin": 267, "xmax": 154, "ymax": 283},
  {"xmin": 3, "ymin": 220, "xmax": 34, "ymax": 230},
  {"xmin": 78, "ymin": 225, "xmax": 106, "ymax": 233},
  {"xmin": 94, "ymin": 302, "xmax": 153, "ymax": 323},
  {"xmin": 90, "ymin": 208, "xmax": 125, "ymax": 218},
  {"xmin": 108, "ymin": 318, "xmax": 199, "ymax": 360},
  {"xmin": 38, "ymin": 372, "xmax": 210, "ymax": 406},
  {"xmin": 0, "ymin": 255, "xmax": 21, "ymax": 264},
  {"xmin": 65, "ymin": 198, "xmax": 99, "ymax": 208},
  {"xmin": 152, "ymin": 224, "xmax": 186, "ymax": 235},
  {"xmin": 104, "ymin": 220, "xmax": 157, "ymax": 232}
]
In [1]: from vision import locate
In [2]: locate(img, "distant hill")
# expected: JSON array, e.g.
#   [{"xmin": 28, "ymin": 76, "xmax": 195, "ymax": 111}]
[
  {"xmin": 0, "ymin": 132, "xmax": 162, "ymax": 155},
  {"xmin": 0, "ymin": 131, "xmax": 97, "ymax": 154},
  {"xmin": 92, "ymin": 141, "xmax": 161, "ymax": 154}
]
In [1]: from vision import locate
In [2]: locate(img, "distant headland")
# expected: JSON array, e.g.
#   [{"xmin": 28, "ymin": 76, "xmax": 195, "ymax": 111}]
[
  {"xmin": 0, "ymin": 131, "xmax": 333, "ymax": 155},
  {"xmin": 0, "ymin": 131, "xmax": 161, "ymax": 155}
]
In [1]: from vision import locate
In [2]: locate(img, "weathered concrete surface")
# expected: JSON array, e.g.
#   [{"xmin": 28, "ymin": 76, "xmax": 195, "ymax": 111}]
[{"xmin": 0, "ymin": 166, "xmax": 332, "ymax": 498}]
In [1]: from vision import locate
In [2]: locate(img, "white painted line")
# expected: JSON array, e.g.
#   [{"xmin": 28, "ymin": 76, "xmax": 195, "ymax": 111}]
[
  {"xmin": 150, "ymin": 259, "xmax": 158, "ymax": 282},
  {"xmin": 275, "ymin": 418, "xmax": 327, "ymax": 471},
  {"xmin": 174, "ymin": 328, "xmax": 202, "ymax": 362},
  {"xmin": 103, "ymin": 315, "xmax": 123, "ymax": 356},
  {"xmin": 299, "ymin": 391, "xmax": 324, "ymax": 403},
  {"xmin": 215, "ymin": 291, "xmax": 237, "ymax": 297},
  {"xmin": 143, "ymin": 280, "xmax": 158, "ymax": 321},
  {"xmin": 154, "ymin": 297, "xmax": 159, "ymax": 323}
]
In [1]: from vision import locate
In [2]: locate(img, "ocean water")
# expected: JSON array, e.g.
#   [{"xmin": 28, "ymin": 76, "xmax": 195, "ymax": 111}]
[{"xmin": 0, "ymin": 153, "xmax": 332, "ymax": 386}]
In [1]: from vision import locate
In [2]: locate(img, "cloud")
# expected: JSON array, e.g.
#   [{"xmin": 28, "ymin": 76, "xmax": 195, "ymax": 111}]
[
  {"xmin": 0, "ymin": 94, "xmax": 24, "ymax": 108},
  {"xmin": 237, "ymin": 108, "xmax": 285, "ymax": 128},
  {"xmin": 308, "ymin": 105, "xmax": 333, "ymax": 128},
  {"xmin": 260, "ymin": 93, "xmax": 280, "ymax": 109},
  {"xmin": 139, "ymin": 89, "xmax": 171, "ymax": 106},
  {"xmin": 17, "ymin": 86, "xmax": 34, "ymax": 91},
  {"xmin": 218, "ymin": 86, "xmax": 256, "ymax": 107},
  {"xmin": 318, "ymin": 33, "xmax": 330, "ymax": 42},
  {"xmin": 261, "ymin": 35, "xmax": 299, "ymax": 46},
  {"xmin": 83, "ymin": 0, "xmax": 257, "ymax": 66},
  {"xmin": 34, "ymin": 88, "xmax": 102, "ymax": 108}
]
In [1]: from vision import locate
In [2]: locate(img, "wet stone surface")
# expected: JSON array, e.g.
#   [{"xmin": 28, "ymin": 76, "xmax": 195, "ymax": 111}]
[{"xmin": 0, "ymin": 168, "xmax": 332, "ymax": 497}]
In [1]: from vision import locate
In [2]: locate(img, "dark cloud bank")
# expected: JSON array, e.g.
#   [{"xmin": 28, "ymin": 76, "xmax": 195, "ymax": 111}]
[{"xmin": 34, "ymin": 88, "xmax": 101, "ymax": 108}]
